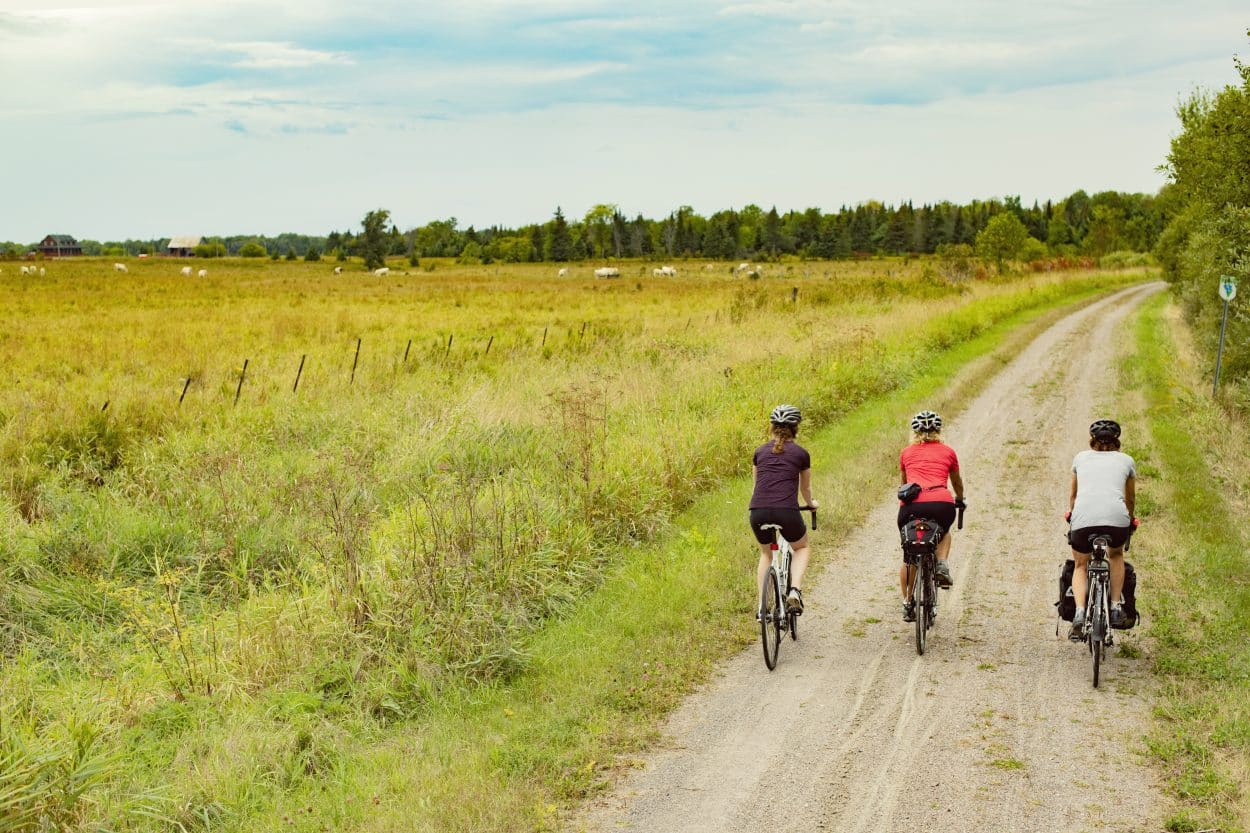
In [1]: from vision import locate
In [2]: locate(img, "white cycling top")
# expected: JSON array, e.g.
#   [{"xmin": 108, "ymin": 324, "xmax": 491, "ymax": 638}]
[{"xmin": 1070, "ymin": 450, "xmax": 1135, "ymax": 529}]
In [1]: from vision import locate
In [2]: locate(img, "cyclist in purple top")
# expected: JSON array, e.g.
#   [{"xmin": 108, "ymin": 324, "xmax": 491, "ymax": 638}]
[{"xmin": 750, "ymin": 404, "xmax": 818, "ymax": 614}]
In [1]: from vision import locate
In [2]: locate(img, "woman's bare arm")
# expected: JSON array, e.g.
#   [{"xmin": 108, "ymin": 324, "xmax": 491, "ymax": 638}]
[
  {"xmin": 1125, "ymin": 474, "xmax": 1135, "ymax": 518},
  {"xmin": 799, "ymin": 468, "xmax": 815, "ymax": 506},
  {"xmin": 950, "ymin": 469, "xmax": 965, "ymax": 500},
  {"xmin": 1069, "ymin": 472, "xmax": 1078, "ymax": 513}
]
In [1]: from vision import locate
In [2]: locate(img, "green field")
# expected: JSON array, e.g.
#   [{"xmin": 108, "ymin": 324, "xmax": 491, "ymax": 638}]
[{"xmin": 0, "ymin": 257, "xmax": 1149, "ymax": 830}]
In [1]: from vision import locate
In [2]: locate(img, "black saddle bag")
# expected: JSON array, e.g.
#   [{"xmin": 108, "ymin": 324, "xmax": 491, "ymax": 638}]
[{"xmin": 900, "ymin": 518, "xmax": 944, "ymax": 566}]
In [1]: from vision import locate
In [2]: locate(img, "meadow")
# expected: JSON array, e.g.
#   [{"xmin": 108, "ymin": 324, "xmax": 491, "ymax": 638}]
[{"xmin": 0, "ymin": 256, "xmax": 1149, "ymax": 830}]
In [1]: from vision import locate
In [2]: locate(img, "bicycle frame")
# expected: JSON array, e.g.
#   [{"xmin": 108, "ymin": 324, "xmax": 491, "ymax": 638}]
[
  {"xmin": 757, "ymin": 507, "xmax": 817, "ymax": 670},
  {"xmin": 1084, "ymin": 535, "xmax": 1114, "ymax": 687}
]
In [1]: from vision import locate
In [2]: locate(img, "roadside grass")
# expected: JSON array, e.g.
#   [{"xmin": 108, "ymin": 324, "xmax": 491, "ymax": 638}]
[
  {"xmin": 1126, "ymin": 294, "xmax": 1250, "ymax": 833},
  {"xmin": 0, "ymin": 263, "xmax": 1150, "ymax": 830}
]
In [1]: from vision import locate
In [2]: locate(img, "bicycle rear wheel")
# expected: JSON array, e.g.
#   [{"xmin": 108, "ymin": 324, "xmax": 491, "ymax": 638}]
[
  {"xmin": 760, "ymin": 571, "xmax": 782, "ymax": 670},
  {"xmin": 1089, "ymin": 582, "xmax": 1105, "ymax": 688},
  {"xmin": 913, "ymin": 564, "xmax": 927, "ymax": 656}
]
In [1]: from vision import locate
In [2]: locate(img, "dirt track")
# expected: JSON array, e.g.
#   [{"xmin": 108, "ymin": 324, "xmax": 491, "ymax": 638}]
[{"xmin": 576, "ymin": 283, "xmax": 1165, "ymax": 833}]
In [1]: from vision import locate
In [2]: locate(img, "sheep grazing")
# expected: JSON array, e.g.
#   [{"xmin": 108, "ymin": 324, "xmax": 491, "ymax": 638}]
[
  {"xmin": 373, "ymin": 267, "xmax": 390, "ymax": 276},
  {"xmin": 652, "ymin": 265, "xmax": 677, "ymax": 277},
  {"xmin": 735, "ymin": 263, "xmax": 752, "ymax": 273},
  {"xmin": 38, "ymin": 267, "xmax": 45, "ymax": 277},
  {"xmin": 180, "ymin": 266, "xmax": 192, "ymax": 277},
  {"xmin": 113, "ymin": 263, "xmax": 128, "ymax": 273},
  {"xmin": 557, "ymin": 267, "xmax": 568, "ymax": 277},
  {"xmin": 593, "ymin": 267, "xmax": 620, "ymax": 279},
  {"xmin": 333, "ymin": 266, "xmax": 343, "ymax": 275},
  {"xmin": 197, "ymin": 269, "xmax": 208, "ymax": 278},
  {"xmin": 20, "ymin": 265, "xmax": 31, "ymax": 275}
]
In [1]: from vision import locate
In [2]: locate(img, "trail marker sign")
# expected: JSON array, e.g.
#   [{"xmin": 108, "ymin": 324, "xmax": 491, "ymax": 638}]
[
  {"xmin": 1219, "ymin": 275, "xmax": 1237, "ymax": 301},
  {"xmin": 1214, "ymin": 274, "xmax": 1238, "ymax": 396}
]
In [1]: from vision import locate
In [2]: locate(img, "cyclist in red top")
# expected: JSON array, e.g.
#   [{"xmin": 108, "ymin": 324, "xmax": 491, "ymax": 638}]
[{"xmin": 898, "ymin": 410, "xmax": 965, "ymax": 622}]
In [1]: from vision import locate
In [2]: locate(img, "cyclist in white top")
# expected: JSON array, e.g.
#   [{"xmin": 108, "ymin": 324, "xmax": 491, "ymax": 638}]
[{"xmin": 1067, "ymin": 419, "xmax": 1136, "ymax": 640}]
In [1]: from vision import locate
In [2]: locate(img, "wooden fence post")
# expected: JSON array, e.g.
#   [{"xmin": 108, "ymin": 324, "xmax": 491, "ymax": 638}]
[
  {"xmin": 234, "ymin": 359, "xmax": 249, "ymax": 406},
  {"xmin": 293, "ymin": 354, "xmax": 306, "ymax": 392},
  {"xmin": 178, "ymin": 378, "xmax": 191, "ymax": 406},
  {"xmin": 350, "ymin": 338, "xmax": 361, "ymax": 385}
]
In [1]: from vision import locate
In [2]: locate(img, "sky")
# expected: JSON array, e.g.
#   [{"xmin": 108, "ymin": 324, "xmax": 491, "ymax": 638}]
[{"xmin": 0, "ymin": 0, "xmax": 1246, "ymax": 241}]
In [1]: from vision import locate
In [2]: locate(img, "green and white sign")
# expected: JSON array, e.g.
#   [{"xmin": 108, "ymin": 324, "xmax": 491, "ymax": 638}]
[{"xmin": 1219, "ymin": 275, "xmax": 1237, "ymax": 301}]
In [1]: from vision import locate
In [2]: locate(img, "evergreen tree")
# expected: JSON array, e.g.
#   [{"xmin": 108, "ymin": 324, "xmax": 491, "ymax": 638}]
[{"xmin": 545, "ymin": 207, "xmax": 573, "ymax": 261}]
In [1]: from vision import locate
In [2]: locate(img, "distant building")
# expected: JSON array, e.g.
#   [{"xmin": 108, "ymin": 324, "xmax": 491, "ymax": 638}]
[
  {"xmin": 167, "ymin": 235, "xmax": 203, "ymax": 257},
  {"xmin": 38, "ymin": 234, "xmax": 82, "ymax": 258}
]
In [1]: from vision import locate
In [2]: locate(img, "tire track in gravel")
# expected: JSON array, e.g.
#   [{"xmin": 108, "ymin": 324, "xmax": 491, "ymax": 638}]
[{"xmin": 574, "ymin": 283, "xmax": 1165, "ymax": 833}]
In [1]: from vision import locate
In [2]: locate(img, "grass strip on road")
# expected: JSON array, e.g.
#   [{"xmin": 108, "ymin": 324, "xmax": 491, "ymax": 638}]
[{"xmin": 1126, "ymin": 294, "xmax": 1250, "ymax": 833}]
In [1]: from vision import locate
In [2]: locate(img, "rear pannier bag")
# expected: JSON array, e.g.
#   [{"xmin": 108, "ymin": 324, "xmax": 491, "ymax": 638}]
[
  {"xmin": 1114, "ymin": 562, "xmax": 1140, "ymax": 630},
  {"xmin": 900, "ymin": 519, "xmax": 944, "ymax": 565},
  {"xmin": 1055, "ymin": 559, "xmax": 1140, "ymax": 629},
  {"xmin": 1056, "ymin": 559, "xmax": 1076, "ymax": 622}
]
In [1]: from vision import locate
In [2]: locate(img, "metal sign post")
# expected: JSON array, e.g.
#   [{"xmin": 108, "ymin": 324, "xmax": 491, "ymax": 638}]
[{"xmin": 1214, "ymin": 275, "xmax": 1237, "ymax": 397}]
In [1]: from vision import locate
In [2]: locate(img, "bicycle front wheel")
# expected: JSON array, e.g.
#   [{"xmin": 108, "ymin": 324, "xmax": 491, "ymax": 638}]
[{"xmin": 760, "ymin": 571, "xmax": 782, "ymax": 670}]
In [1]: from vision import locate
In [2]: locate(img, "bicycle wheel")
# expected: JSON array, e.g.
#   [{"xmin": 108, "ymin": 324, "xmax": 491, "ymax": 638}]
[
  {"xmin": 1089, "ymin": 582, "xmax": 1104, "ymax": 688},
  {"xmin": 760, "ymin": 571, "xmax": 782, "ymax": 670},
  {"xmin": 913, "ymin": 564, "xmax": 927, "ymax": 656}
]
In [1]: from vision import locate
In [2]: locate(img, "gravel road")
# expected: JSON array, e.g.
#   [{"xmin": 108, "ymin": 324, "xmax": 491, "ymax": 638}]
[{"xmin": 576, "ymin": 283, "xmax": 1165, "ymax": 833}]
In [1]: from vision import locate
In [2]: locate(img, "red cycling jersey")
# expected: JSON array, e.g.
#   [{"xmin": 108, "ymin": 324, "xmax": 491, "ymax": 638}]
[{"xmin": 899, "ymin": 441, "xmax": 959, "ymax": 504}]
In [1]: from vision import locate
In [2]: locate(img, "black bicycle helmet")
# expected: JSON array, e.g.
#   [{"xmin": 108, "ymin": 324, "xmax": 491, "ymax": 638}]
[
  {"xmin": 910, "ymin": 410, "xmax": 942, "ymax": 432},
  {"xmin": 1089, "ymin": 419, "xmax": 1121, "ymax": 440},
  {"xmin": 770, "ymin": 404, "xmax": 802, "ymax": 426}
]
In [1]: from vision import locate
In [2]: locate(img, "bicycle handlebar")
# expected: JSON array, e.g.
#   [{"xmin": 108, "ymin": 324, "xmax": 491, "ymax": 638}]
[
  {"xmin": 799, "ymin": 505, "xmax": 818, "ymax": 532},
  {"xmin": 954, "ymin": 498, "xmax": 966, "ymax": 530}
]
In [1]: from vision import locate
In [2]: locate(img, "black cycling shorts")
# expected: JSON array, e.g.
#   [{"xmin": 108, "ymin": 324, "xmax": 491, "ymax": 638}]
[
  {"xmin": 897, "ymin": 501, "xmax": 956, "ymax": 532},
  {"xmin": 749, "ymin": 508, "xmax": 807, "ymax": 545},
  {"xmin": 1069, "ymin": 525, "xmax": 1130, "ymax": 554}
]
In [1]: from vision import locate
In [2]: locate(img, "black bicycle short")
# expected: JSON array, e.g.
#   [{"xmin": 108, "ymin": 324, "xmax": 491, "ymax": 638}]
[
  {"xmin": 749, "ymin": 508, "xmax": 807, "ymax": 545},
  {"xmin": 897, "ymin": 501, "xmax": 956, "ymax": 531},
  {"xmin": 1069, "ymin": 525, "xmax": 1130, "ymax": 554}
]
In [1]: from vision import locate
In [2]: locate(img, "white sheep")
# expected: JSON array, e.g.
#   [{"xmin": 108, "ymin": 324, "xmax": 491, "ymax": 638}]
[
  {"xmin": 593, "ymin": 267, "xmax": 620, "ymax": 279},
  {"xmin": 653, "ymin": 265, "xmax": 677, "ymax": 277},
  {"xmin": 197, "ymin": 269, "xmax": 207, "ymax": 278},
  {"xmin": 180, "ymin": 266, "xmax": 192, "ymax": 277},
  {"xmin": 113, "ymin": 262, "xmax": 128, "ymax": 273},
  {"xmin": 333, "ymin": 266, "xmax": 343, "ymax": 275},
  {"xmin": 20, "ymin": 265, "xmax": 30, "ymax": 275},
  {"xmin": 557, "ymin": 267, "xmax": 568, "ymax": 277},
  {"xmin": 373, "ymin": 267, "xmax": 390, "ymax": 276},
  {"xmin": 38, "ymin": 267, "xmax": 45, "ymax": 277}
]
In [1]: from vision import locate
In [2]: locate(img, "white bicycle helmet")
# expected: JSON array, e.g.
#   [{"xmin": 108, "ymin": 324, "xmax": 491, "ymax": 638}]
[
  {"xmin": 770, "ymin": 404, "xmax": 802, "ymax": 426},
  {"xmin": 910, "ymin": 410, "xmax": 942, "ymax": 432}
]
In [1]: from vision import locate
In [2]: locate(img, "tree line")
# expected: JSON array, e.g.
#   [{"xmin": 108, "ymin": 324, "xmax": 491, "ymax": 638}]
[
  {"xmin": 1156, "ymin": 30, "xmax": 1250, "ymax": 398},
  {"xmin": 2, "ymin": 189, "xmax": 1163, "ymax": 265}
]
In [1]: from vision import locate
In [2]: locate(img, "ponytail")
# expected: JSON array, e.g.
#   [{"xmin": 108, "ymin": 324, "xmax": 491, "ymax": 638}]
[{"xmin": 771, "ymin": 424, "xmax": 795, "ymax": 454}]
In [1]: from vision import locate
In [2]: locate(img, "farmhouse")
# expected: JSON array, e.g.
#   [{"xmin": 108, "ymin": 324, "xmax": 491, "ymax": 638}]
[
  {"xmin": 38, "ymin": 234, "xmax": 82, "ymax": 258},
  {"xmin": 167, "ymin": 235, "xmax": 203, "ymax": 257}
]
